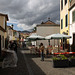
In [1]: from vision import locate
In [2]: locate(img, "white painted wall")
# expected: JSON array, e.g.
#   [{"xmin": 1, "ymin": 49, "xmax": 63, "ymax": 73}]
[
  {"xmin": 8, "ymin": 29, "xmax": 13, "ymax": 41},
  {"xmin": 36, "ymin": 26, "xmax": 60, "ymax": 46},
  {"xmin": 69, "ymin": 7, "xmax": 75, "ymax": 45}
]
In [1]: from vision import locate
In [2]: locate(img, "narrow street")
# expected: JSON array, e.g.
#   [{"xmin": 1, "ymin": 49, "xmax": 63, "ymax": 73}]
[
  {"xmin": 0, "ymin": 48, "xmax": 29, "ymax": 75},
  {"xmin": 0, "ymin": 47, "xmax": 75, "ymax": 75}
]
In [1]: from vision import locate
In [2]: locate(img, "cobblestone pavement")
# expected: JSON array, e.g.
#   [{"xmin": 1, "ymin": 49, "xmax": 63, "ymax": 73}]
[
  {"xmin": 21, "ymin": 49, "xmax": 75, "ymax": 75},
  {"xmin": 1, "ymin": 48, "xmax": 75, "ymax": 75},
  {"xmin": 0, "ymin": 49, "xmax": 29, "ymax": 75}
]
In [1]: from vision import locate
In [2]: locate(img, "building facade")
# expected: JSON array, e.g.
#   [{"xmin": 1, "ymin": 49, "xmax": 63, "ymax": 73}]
[
  {"xmin": 6, "ymin": 26, "xmax": 13, "ymax": 41},
  {"xmin": 60, "ymin": 0, "xmax": 70, "ymax": 35},
  {"xmin": 36, "ymin": 19, "xmax": 60, "ymax": 47},
  {"xmin": 0, "ymin": 13, "xmax": 8, "ymax": 55},
  {"xmin": 69, "ymin": 0, "xmax": 75, "ymax": 45},
  {"xmin": 13, "ymin": 30, "xmax": 19, "ymax": 41},
  {"xmin": 60, "ymin": 0, "xmax": 74, "ymax": 45}
]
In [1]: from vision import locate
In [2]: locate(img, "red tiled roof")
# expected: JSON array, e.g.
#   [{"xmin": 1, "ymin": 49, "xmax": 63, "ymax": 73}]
[
  {"xmin": 37, "ymin": 18, "xmax": 60, "ymax": 27},
  {"xmin": 44, "ymin": 20, "xmax": 56, "ymax": 24}
]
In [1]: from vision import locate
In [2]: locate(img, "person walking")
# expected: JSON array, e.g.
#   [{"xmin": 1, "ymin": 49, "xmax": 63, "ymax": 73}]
[
  {"xmin": 13, "ymin": 41, "xmax": 17, "ymax": 53},
  {"xmin": 8, "ymin": 41, "xmax": 13, "ymax": 50},
  {"xmin": 40, "ymin": 43, "xmax": 44, "ymax": 61}
]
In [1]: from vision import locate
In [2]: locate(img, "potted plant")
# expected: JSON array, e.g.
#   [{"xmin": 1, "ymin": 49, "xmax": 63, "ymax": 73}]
[
  {"xmin": 0, "ymin": 57, "xmax": 4, "ymax": 67},
  {"xmin": 53, "ymin": 54, "xmax": 69, "ymax": 68},
  {"xmin": 69, "ymin": 55, "xmax": 75, "ymax": 67}
]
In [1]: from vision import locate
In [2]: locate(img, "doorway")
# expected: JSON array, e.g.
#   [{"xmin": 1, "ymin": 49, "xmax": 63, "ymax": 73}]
[
  {"xmin": 0, "ymin": 35, "xmax": 1, "ymax": 56},
  {"xmin": 73, "ymin": 34, "xmax": 75, "ymax": 45}
]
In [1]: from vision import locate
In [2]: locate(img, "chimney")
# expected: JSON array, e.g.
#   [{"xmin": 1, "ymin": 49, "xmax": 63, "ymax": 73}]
[
  {"xmin": 11, "ymin": 24, "xmax": 14, "ymax": 29},
  {"xmin": 48, "ymin": 17, "xmax": 50, "ymax": 21}
]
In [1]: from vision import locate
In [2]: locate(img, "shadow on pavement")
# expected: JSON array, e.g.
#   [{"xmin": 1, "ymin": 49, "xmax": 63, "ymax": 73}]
[
  {"xmin": 44, "ymin": 60, "xmax": 52, "ymax": 62},
  {"xmin": 24, "ymin": 52, "xmax": 46, "ymax": 75},
  {"xmin": 0, "ymin": 49, "xmax": 29, "ymax": 75}
]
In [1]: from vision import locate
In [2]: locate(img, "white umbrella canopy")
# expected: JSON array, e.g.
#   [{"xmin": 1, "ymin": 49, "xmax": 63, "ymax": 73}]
[
  {"xmin": 45, "ymin": 33, "xmax": 71, "ymax": 39},
  {"xmin": 45, "ymin": 33, "xmax": 71, "ymax": 52},
  {"xmin": 27, "ymin": 33, "xmax": 45, "ymax": 40}
]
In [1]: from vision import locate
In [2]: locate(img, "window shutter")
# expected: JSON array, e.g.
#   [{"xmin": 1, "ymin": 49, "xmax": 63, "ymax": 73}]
[
  {"xmin": 72, "ymin": 10, "xmax": 75, "ymax": 22},
  {"xmin": 65, "ymin": 14, "xmax": 68, "ymax": 27},
  {"xmin": 61, "ymin": 19, "xmax": 63, "ymax": 29}
]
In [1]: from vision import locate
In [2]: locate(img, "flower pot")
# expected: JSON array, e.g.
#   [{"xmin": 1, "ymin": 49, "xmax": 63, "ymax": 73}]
[
  {"xmin": 53, "ymin": 59, "xmax": 69, "ymax": 68},
  {"xmin": 70, "ymin": 59, "xmax": 75, "ymax": 67},
  {"xmin": 0, "ymin": 62, "xmax": 2, "ymax": 68}
]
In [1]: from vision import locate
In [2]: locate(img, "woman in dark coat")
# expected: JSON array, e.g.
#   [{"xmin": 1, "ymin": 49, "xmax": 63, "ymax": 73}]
[{"xmin": 13, "ymin": 41, "xmax": 17, "ymax": 53}]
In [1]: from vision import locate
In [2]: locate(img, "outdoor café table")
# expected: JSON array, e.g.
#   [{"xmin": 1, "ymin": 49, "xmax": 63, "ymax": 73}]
[
  {"xmin": 64, "ymin": 52, "xmax": 75, "ymax": 57},
  {"xmin": 2, "ymin": 50, "xmax": 18, "ymax": 68},
  {"xmin": 54, "ymin": 52, "xmax": 75, "ymax": 55},
  {"xmin": 53, "ymin": 52, "xmax": 75, "ymax": 57},
  {"xmin": 53, "ymin": 52, "xmax": 65, "ymax": 55},
  {"xmin": 65, "ymin": 52, "xmax": 75, "ymax": 54}
]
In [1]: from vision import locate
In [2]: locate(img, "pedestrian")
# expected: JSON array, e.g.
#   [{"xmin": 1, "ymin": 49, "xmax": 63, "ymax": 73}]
[
  {"xmin": 8, "ymin": 41, "xmax": 13, "ymax": 50},
  {"xmin": 24, "ymin": 42, "xmax": 26, "ymax": 47},
  {"xmin": 13, "ymin": 41, "xmax": 17, "ymax": 53},
  {"xmin": 8, "ymin": 41, "xmax": 11, "ymax": 49},
  {"xmin": 40, "ymin": 43, "xmax": 45, "ymax": 61},
  {"xmin": 46, "ymin": 47, "xmax": 49, "ymax": 57},
  {"xmin": 35, "ymin": 47, "xmax": 38, "ymax": 54}
]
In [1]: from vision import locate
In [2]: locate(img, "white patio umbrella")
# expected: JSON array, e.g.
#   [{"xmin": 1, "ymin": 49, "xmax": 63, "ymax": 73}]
[
  {"xmin": 45, "ymin": 33, "xmax": 71, "ymax": 52},
  {"xmin": 27, "ymin": 33, "xmax": 45, "ymax": 40},
  {"xmin": 45, "ymin": 33, "xmax": 71, "ymax": 39}
]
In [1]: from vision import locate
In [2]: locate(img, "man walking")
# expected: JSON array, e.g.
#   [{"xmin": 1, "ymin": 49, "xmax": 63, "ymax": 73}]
[{"xmin": 40, "ymin": 43, "xmax": 44, "ymax": 61}]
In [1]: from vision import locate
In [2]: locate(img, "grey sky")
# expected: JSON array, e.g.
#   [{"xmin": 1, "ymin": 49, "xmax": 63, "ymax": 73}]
[{"xmin": 0, "ymin": 0, "xmax": 60, "ymax": 30}]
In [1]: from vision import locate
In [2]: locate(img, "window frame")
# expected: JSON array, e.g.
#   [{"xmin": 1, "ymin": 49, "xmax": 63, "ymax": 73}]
[
  {"xmin": 61, "ymin": 19, "xmax": 63, "ymax": 29},
  {"xmin": 72, "ymin": 10, "xmax": 75, "ymax": 23}
]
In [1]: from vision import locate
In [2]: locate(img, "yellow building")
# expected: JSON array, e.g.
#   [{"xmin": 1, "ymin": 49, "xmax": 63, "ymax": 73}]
[
  {"xmin": 60, "ymin": 0, "xmax": 71, "ymax": 44},
  {"xmin": 0, "ymin": 13, "xmax": 8, "ymax": 55}
]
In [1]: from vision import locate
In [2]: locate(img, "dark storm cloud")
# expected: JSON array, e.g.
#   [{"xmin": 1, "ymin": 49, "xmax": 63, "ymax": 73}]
[{"xmin": 0, "ymin": 0, "xmax": 60, "ymax": 30}]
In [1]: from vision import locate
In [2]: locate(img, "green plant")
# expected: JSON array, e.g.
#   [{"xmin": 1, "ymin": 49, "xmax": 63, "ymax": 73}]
[
  {"xmin": 53, "ymin": 57, "xmax": 60, "ymax": 60},
  {"xmin": 53, "ymin": 54, "xmax": 68, "ymax": 60},
  {"xmin": 70, "ymin": 56, "xmax": 75, "ymax": 59},
  {"xmin": 59, "ymin": 54, "xmax": 68, "ymax": 60}
]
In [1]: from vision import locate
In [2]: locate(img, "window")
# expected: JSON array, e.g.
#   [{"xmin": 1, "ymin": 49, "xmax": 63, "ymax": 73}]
[
  {"xmin": 65, "ymin": 0, "xmax": 67, "ymax": 5},
  {"xmin": 2, "ymin": 36, "xmax": 4, "ymax": 48},
  {"xmin": 61, "ymin": 0, "xmax": 63, "ymax": 10},
  {"xmin": 61, "ymin": 19, "xmax": 63, "ymax": 29},
  {"xmin": 72, "ymin": 10, "xmax": 75, "ymax": 23},
  {"xmin": 65, "ymin": 14, "xmax": 68, "ymax": 27},
  {"xmin": 73, "ymin": 34, "xmax": 75, "ymax": 45},
  {"xmin": 3, "ymin": 17, "xmax": 5, "ymax": 29}
]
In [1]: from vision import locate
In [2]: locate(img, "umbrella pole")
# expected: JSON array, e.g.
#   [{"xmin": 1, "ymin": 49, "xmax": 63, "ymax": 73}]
[
  {"xmin": 48, "ymin": 40, "xmax": 50, "ymax": 46},
  {"xmin": 61, "ymin": 39, "xmax": 62, "ymax": 46},
  {"xmin": 54, "ymin": 39, "xmax": 55, "ymax": 47},
  {"xmin": 58, "ymin": 40, "xmax": 59, "ymax": 52},
  {"xmin": 63, "ymin": 38, "xmax": 65, "ymax": 50},
  {"xmin": 62, "ymin": 39, "xmax": 64, "ymax": 50}
]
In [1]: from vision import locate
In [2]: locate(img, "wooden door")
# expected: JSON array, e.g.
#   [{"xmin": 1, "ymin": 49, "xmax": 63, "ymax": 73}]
[{"xmin": 0, "ymin": 35, "xmax": 1, "ymax": 56}]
